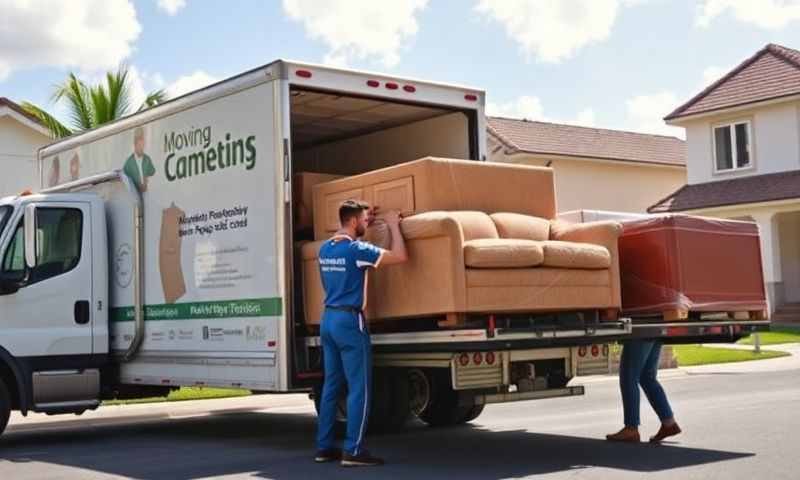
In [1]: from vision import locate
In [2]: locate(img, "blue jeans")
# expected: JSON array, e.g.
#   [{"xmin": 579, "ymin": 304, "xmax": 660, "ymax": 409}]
[
  {"xmin": 619, "ymin": 340, "xmax": 674, "ymax": 427},
  {"xmin": 316, "ymin": 309, "xmax": 372, "ymax": 456}
]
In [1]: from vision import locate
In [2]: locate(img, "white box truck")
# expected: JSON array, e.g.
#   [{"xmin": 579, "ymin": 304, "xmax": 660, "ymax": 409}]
[{"xmin": 0, "ymin": 61, "xmax": 763, "ymax": 436}]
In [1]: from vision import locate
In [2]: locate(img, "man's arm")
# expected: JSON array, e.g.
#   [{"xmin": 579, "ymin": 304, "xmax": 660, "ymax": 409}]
[{"xmin": 377, "ymin": 210, "xmax": 407, "ymax": 266}]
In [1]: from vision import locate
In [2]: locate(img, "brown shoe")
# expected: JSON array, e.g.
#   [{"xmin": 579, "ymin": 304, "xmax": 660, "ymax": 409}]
[
  {"xmin": 606, "ymin": 427, "xmax": 640, "ymax": 443},
  {"xmin": 649, "ymin": 423, "xmax": 681, "ymax": 443}
]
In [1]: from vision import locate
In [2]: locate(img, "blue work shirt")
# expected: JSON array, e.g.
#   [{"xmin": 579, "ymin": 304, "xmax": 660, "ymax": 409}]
[{"xmin": 318, "ymin": 234, "xmax": 385, "ymax": 310}]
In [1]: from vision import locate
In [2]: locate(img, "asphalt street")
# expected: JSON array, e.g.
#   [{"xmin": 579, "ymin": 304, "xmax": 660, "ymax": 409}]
[{"xmin": 0, "ymin": 358, "xmax": 797, "ymax": 479}]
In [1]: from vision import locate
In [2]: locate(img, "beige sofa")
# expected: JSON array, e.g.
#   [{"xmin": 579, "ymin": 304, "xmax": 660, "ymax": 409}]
[{"xmin": 300, "ymin": 158, "xmax": 622, "ymax": 326}]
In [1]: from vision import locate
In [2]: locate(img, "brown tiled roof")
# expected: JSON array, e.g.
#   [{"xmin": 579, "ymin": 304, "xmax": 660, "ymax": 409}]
[
  {"xmin": 665, "ymin": 44, "xmax": 800, "ymax": 121},
  {"xmin": 487, "ymin": 116, "xmax": 686, "ymax": 167},
  {"xmin": 648, "ymin": 170, "xmax": 800, "ymax": 213},
  {"xmin": 0, "ymin": 97, "xmax": 45, "ymax": 127}
]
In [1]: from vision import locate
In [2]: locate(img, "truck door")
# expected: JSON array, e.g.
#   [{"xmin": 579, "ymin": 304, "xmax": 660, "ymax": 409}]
[{"xmin": 0, "ymin": 202, "xmax": 94, "ymax": 359}]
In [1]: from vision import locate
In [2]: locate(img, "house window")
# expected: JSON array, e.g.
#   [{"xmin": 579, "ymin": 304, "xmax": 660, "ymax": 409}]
[{"xmin": 713, "ymin": 121, "xmax": 751, "ymax": 172}]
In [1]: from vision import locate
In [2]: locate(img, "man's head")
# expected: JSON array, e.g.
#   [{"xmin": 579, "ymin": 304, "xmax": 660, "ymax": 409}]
[
  {"xmin": 339, "ymin": 199, "xmax": 370, "ymax": 237},
  {"xmin": 134, "ymin": 127, "xmax": 145, "ymax": 156}
]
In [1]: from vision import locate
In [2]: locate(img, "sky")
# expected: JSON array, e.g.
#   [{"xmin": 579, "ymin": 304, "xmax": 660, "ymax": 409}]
[{"xmin": 3, "ymin": 0, "xmax": 800, "ymax": 140}]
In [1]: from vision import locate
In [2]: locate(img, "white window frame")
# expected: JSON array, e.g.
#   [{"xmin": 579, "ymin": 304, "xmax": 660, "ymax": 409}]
[{"xmin": 712, "ymin": 120, "xmax": 753, "ymax": 174}]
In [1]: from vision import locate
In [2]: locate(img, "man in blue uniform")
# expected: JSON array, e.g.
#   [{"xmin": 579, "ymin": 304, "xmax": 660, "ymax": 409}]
[{"xmin": 315, "ymin": 200, "xmax": 408, "ymax": 467}]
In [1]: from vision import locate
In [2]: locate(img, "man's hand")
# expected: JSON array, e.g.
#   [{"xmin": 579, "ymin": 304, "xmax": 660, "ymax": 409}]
[
  {"xmin": 374, "ymin": 209, "xmax": 407, "ymax": 266},
  {"xmin": 367, "ymin": 205, "xmax": 379, "ymax": 226},
  {"xmin": 382, "ymin": 210, "xmax": 402, "ymax": 227}
]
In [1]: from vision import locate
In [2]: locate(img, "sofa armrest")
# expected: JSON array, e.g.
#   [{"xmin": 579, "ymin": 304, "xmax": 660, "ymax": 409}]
[
  {"xmin": 550, "ymin": 220, "xmax": 622, "ymax": 310},
  {"xmin": 400, "ymin": 211, "xmax": 465, "ymax": 243}
]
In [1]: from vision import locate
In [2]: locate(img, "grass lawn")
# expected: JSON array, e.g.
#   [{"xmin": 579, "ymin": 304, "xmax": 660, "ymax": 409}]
[
  {"xmin": 673, "ymin": 345, "xmax": 789, "ymax": 367},
  {"xmin": 737, "ymin": 327, "xmax": 800, "ymax": 346},
  {"xmin": 103, "ymin": 387, "xmax": 251, "ymax": 406}
]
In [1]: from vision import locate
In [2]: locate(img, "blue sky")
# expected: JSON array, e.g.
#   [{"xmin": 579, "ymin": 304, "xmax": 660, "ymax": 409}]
[{"xmin": 3, "ymin": 0, "xmax": 800, "ymax": 138}]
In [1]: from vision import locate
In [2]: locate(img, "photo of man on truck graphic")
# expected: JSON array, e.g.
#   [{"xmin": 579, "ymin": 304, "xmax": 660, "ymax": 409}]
[{"xmin": 123, "ymin": 126, "xmax": 156, "ymax": 192}]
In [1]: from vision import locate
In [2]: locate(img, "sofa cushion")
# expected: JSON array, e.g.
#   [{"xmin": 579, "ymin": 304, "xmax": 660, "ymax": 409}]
[
  {"xmin": 464, "ymin": 239, "xmax": 544, "ymax": 268},
  {"xmin": 447, "ymin": 211, "xmax": 499, "ymax": 241},
  {"xmin": 540, "ymin": 240, "xmax": 610, "ymax": 269},
  {"xmin": 490, "ymin": 213, "xmax": 550, "ymax": 241}
]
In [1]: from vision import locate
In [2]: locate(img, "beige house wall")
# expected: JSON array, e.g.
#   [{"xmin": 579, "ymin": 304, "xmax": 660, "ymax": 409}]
[
  {"xmin": 0, "ymin": 115, "xmax": 50, "ymax": 195},
  {"xmin": 488, "ymin": 141, "xmax": 686, "ymax": 214},
  {"xmin": 682, "ymin": 101, "xmax": 800, "ymax": 185}
]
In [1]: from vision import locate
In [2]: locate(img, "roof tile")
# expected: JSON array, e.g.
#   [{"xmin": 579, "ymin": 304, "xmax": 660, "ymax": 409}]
[
  {"xmin": 648, "ymin": 170, "xmax": 800, "ymax": 212},
  {"xmin": 488, "ymin": 116, "xmax": 686, "ymax": 167}
]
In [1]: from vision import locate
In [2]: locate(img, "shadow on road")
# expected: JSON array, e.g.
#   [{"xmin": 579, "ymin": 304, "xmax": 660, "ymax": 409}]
[{"xmin": 0, "ymin": 410, "xmax": 754, "ymax": 479}]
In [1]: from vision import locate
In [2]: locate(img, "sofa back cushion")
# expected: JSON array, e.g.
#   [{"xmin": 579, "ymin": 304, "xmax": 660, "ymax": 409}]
[
  {"xmin": 490, "ymin": 213, "xmax": 550, "ymax": 241},
  {"xmin": 447, "ymin": 211, "xmax": 498, "ymax": 241}
]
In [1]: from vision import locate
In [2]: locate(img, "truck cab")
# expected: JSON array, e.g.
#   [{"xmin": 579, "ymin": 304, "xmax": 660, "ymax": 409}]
[{"xmin": 0, "ymin": 193, "xmax": 108, "ymax": 431}]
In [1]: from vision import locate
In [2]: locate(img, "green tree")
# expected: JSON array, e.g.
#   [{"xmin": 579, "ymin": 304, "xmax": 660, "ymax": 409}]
[{"xmin": 22, "ymin": 66, "xmax": 167, "ymax": 139}]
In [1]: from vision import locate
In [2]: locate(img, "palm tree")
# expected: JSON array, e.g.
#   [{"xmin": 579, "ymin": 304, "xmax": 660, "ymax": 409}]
[{"xmin": 22, "ymin": 66, "xmax": 167, "ymax": 139}]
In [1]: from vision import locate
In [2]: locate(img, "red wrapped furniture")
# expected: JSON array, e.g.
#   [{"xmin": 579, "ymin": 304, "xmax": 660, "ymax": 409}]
[{"xmin": 618, "ymin": 214, "xmax": 768, "ymax": 320}]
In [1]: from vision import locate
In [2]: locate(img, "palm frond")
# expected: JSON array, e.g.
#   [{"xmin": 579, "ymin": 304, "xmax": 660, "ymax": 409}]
[
  {"xmin": 52, "ymin": 73, "xmax": 93, "ymax": 131},
  {"xmin": 138, "ymin": 89, "xmax": 167, "ymax": 112},
  {"xmin": 106, "ymin": 66, "xmax": 131, "ymax": 120},
  {"xmin": 19, "ymin": 102, "xmax": 72, "ymax": 139}
]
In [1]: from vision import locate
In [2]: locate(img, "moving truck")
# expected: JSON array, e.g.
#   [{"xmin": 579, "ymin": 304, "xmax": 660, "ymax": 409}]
[{"xmin": 0, "ymin": 61, "xmax": 766, "ymax": 436}]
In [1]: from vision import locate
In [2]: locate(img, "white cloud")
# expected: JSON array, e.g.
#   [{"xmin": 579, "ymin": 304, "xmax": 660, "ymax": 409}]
[
  {"xmin": 487, "ymin": 95, "xmax": 596, "ymax": 127},
  {"xmin": 701, "ymin": 65, "xmax": 732, "ymax": 87},
  {"xmin": 696, "ymin": 0, "xmax": 800, "ymax": 29},
  {"xmin": 0, "ymin": 0, "xmax": 141, "ymax": 81},
  {"xmin": 282, "ymin": 0, "xmax": 428, "ymax": 68},
  {"xmin": 127, "ymin": 66, "xmax": 166, "ymax": 109},
  {"xmin": 475, "ymin": 0, "xmax": 621, "ymax": 63},
  {"xmin": 167, "ymin": 71, "xmax": 219, "ymax": 98},
  {"xmin": 624, "ymin": 91, "xmax": 685, "ymax": 138},
  {"xmin": 157, "ymin": 0, "xmax": 187, "ymax": 15}
]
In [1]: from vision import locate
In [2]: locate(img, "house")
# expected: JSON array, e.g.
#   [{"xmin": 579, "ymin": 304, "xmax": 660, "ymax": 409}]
[
  {"xmin": 487, "ymin": 117, "xmax": 687, "ymax": 214},
  {"xmin": 0, "ymin": 97, "xmax": 51, "ymax": 195},
  {"xmin": 650, "ymin": 43, "xmax": 800, "ymax": 318}
]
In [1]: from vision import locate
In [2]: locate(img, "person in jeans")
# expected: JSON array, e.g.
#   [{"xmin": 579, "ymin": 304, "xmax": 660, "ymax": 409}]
[{"xmin": 606, "ymin": 339, "xmax": 682, "ymax": 443}]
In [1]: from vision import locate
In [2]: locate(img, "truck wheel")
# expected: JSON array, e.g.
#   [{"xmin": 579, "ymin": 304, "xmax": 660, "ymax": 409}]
[
  {"xmin": 458, "ymin": 404, "xmax": 485, "ymax": 423},
  {"xmin": 313, "ymin": 369, "xmax": 410, "ymax": 434},
  {"xmin": 408, "ymin": 368, "xmax": 432, "ymax": 418},
  {"xmin": 418, "ymin": 369, "xmax": 481, "ymax": 427},
  {"xmin": 368, "ymin": 368, "xmax": 410, "ymax": 433},
  {"xmin": 0, "ymin": 378, "xmax": 10, "ymax": 436}
]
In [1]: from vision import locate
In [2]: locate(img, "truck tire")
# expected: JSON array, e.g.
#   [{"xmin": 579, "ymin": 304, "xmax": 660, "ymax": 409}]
[
  {"xmin": 367, "ymin": 368, "xmax": 410, "ymax": 433},
  {"xmin": 458, "ymin": 404, "xmax": 485, "ymax": 423},
  {"xmin": 312, "ymin": 368, "xmax": 411, "ymax": 433},
  {"xmin": 418, "ymin": 369, "xmax": 482, "ymax": 427},
  {"xmin": 0, "ymin": 378, "xmax": 10, "ymax": 437}
]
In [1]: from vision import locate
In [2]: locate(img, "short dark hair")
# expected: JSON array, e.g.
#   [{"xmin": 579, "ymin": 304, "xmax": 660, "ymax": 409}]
[{"xmin": 339, "ymin": 199, "xmax": 370, "ymax": 225}]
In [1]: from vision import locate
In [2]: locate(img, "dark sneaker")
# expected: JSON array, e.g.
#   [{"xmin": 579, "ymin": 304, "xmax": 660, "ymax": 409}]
[
  {"xmin": 314, "ymin": 448, "xmax": 342, "ymax": 463},
  {"xmin": 341, "ymin": 450, "xmax": 384, "ymax": 467}
]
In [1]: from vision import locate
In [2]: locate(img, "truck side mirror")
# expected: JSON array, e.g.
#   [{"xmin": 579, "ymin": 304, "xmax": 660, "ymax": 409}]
[{"xmin": 24, "ymin": 204, "xmax": 37, "ymax": 269}]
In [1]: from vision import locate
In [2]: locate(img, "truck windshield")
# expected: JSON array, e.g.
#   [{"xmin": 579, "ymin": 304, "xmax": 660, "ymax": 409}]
[{"xmin": 0, "ymin": 206, "xmax": 10, "ymax": 235}]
